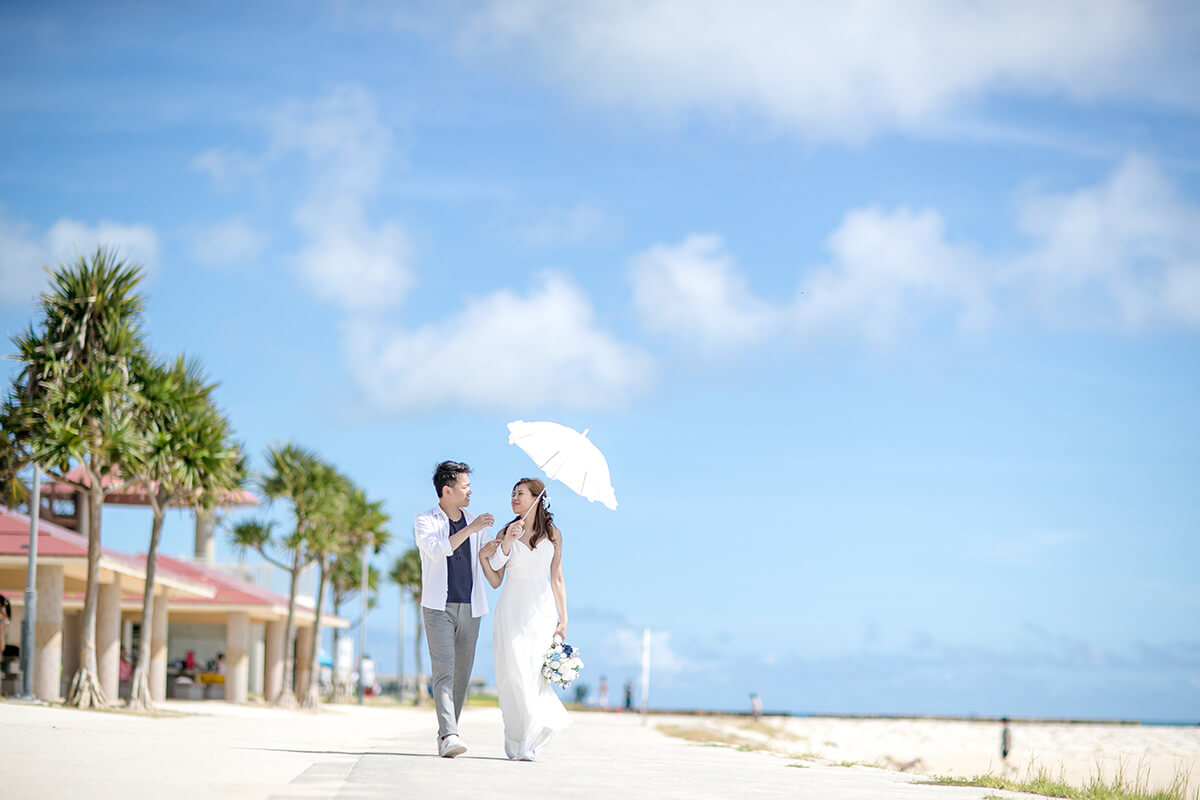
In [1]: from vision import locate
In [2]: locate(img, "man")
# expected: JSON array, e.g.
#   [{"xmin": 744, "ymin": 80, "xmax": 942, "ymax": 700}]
[{"xmin": 414, "ymin": 460, "xmax": 494, "ymax": 758}]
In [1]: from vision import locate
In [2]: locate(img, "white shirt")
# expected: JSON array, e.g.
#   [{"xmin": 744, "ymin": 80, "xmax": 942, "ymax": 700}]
[{"xmin": 413, "ymin": 504, "xmax": 491, "ymax": 617}]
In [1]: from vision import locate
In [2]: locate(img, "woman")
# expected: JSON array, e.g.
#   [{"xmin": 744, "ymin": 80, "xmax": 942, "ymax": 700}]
[{"xmin": 480, "ymin": 478, "xmax": 570, "ymax": 761}]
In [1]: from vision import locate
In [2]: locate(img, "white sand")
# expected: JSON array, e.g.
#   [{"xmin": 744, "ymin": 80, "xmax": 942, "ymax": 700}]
[{"xmin": 667, "ymin": 714, "xmax": 1200, "ymax": 796}]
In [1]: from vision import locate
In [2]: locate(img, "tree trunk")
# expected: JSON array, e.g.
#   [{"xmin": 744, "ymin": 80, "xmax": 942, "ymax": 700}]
[
  {"xmin": 129, "ymin": 491, "xmax": 167, "ymax": 711},
  {"xmin": 330, "ymin": 597, "xmax": 342, "ymax": 701},
  {"xmin": 300, "ymin": 555, "xmax": 328, "ymax": 709},
  {"xmin": 66, "ymin": 477, "xmax": 109, "ymax": 709},
  {"xmin": 272, "ymin": 557, "xmax": 301, "ymax": 709},
  {"xmin": 413, "ymin": 597, "xmax": 423, "ymax": 706}
]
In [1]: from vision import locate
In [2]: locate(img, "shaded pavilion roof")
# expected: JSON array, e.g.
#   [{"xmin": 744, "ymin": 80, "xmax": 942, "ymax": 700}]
[
  {"xmin": 140, "ymin": 554, "xmax": 348, "ymax": 628},
  {"xmin": 0, "ymin": 506, "xmax": 214, "ymax": 599},
  {"xmin": 38, "ymin": 466, "xmax": 259, "ymax": 508}
]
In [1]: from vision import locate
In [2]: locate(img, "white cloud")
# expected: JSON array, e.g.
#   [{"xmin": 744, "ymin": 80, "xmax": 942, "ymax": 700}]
[
  {"xmin": 972, "ymin": 530, "xmax": 1085, "ymax": 563},
  {"xmin": 190, "ymin": 218, "xmax": 268, "ymax": 269},
  {"xmin": 1011, "ymin": 154, "xmax": 1200, "ymax": 330},
  {"xmin": 190, "ymin": 147, "xmax": 261, "ymax": 186},
  {"xmin": 518, "ymin": 204, "xmax": 616, "ymax": 247},
  {"xmin": 629, "ymin": 154, "xmax": 1199, "ymax": 350},
  {"xmin": 342, "ymin": 274, "xmax": 653, "ymax": 412},
  {"xmin": 458, "ymin": 0, "xmax": 1199, "ymax": 140},
  {"xmin": 268, "ymin": 86, "xmax": 415, "ymax": 310},
  {"xmin": 629, "ymin": 234, "xmax": 781, "ymax": 351},
  {"xmin": 795, "ymin": 207, "xmax": 993, "ymax": 345},
  {"xmin": 0, "ymin": 214, "xmax": 160, "ymax": 308},
  {"xmin": 604, "ymin": 628, "xmax": 691, "ymax": 675}
]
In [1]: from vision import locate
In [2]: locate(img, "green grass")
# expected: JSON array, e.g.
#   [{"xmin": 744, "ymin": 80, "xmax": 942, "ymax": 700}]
[{"xmin": 922, "ymin": 762, "xmax": 1198, "ymax": 800}]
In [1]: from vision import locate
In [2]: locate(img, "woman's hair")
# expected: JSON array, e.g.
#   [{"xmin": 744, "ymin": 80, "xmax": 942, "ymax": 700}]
[{"xmin": 508, "ymin": 477, "xmax": 555, "ymax": 548}]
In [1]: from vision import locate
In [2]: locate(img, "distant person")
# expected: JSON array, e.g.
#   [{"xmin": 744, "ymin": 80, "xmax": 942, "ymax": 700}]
[
  {"xmin": 624, "ymin": 679, "xmax": 633, "ymax": 712},
  {"xmin": 750, "ymin": 692, "xmax": 762, "ymax": 722},
  {"xmin": 215, "ymin": 653, "xmax": 226, "ymax": 675},
  {"xmin": 1000, "ymin": 717, "xmax": 1012, "ymax": 773},
  {"xmin": 0, "ymin": 594, "xmax": 10, "ymax": 652},
  {"xmin": 119, "ymin": 648, "xmax": 133, "ymax": 682},
  {"xmin": 360, "ymin": 654, "xmax": 377, "ymax": 696},
  {"xmin": 598, "ymin": 676, "xmax": 609, "ymax": 711},
  {"xmin": 414, "ymin": 460, "xmax": 495, "ymax": 758}
]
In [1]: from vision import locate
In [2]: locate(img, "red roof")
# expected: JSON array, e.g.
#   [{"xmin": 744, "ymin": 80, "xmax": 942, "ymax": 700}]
[
  {"xmin": 1, "ymin": 506, "xmax": 130, "ymax": 564},
  {"xmin": 39, "ymin": 467, "xmax": 259, "ymax": 508},
  {"xmin": 144, "ymin": 554, "xmax": 291, "ymax": 609}
]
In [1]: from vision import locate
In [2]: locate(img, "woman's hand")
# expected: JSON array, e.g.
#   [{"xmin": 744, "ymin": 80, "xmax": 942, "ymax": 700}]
[
  {"xmin": 554, "ymin": 620, "xmax": 567, "ymax": 640},
  {"xmin": 479, "ymin": 539, "xmax": 500, "ymax": 561},
  {"xmin": 504, "ymin": 519, "xmax": 523, "ymax": 545}
]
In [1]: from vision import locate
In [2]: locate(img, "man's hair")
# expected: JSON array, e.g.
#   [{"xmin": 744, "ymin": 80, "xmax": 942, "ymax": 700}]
[{"xmin": 433, "ymin": 461, "xmax": 471, "ymax": 498}]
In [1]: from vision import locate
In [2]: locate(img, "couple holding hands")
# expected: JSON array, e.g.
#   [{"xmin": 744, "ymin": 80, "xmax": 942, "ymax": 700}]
[{"xmin": 413, "ymin": 460, "xmax": 570, "ymax": 762}]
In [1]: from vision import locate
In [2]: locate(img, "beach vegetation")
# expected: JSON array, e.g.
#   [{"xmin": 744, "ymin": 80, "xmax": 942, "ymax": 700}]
[
  {"xmin": 327, "ymin": 547, "xmax": 382, "ymax": 701},
  {"xmin": 128, "ymin": 354, "xmax": 246, "ymax": 712},
  {"xmin": 924, "ymin": 760, "xmax": 1198, "ymax": 800},
  {"xmin": 3, "ymin": 249, "xmax": 149, "ymax": 709},
  {"xmin": 298, "ymin": 481, "xmax": 389, "ymax": 709},
  {"xmin": 389, "ymin": 548, "xmax": 424, "ymax": 704}
]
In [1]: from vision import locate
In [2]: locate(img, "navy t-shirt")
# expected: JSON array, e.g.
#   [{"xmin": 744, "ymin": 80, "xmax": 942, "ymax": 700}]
[{"xmin": 445, "ymin": 514, "xmax": 473, "ymax": 604}]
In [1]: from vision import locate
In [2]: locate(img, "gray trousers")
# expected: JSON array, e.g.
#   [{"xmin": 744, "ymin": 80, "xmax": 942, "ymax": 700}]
[{"xmin": 423, "ymin": 603, "xmax": 481, "ymax": 739}]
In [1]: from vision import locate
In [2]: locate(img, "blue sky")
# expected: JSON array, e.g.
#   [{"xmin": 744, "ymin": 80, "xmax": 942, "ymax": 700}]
[{"xmin": 2, "ymin": 1, "xmax": 1198, "ymax": 721}]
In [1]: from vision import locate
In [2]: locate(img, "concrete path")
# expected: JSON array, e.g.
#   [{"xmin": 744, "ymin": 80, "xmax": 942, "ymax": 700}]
[{"xmin": 0, "ymin": 700, "xmax": 1043, "ymax": 799}]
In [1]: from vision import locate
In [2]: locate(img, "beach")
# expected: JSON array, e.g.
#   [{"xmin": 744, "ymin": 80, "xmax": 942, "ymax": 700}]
[
  {"xmin": 656, "ymin": 713, "xmax": 1200, "ymax": 797},
  {"xmin": 1, "ymin": 700, "xmax": 1197, "ymax": 799}
]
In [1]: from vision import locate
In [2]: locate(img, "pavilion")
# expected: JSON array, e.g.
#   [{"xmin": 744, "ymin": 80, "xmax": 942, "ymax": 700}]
[{"xmin": 0, "ymin": 506, "xmax": 346, "ymax": 704}]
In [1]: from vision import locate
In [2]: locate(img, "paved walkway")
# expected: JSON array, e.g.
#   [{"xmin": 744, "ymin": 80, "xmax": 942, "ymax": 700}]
[{"xmin": 0, "ymin": 700, "xmax": 1042, "ymax": 799}]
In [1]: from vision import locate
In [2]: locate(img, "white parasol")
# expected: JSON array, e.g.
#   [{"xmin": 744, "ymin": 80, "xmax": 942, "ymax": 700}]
[{"xmin": 507, "ymin": 420, "xmax": 618, "ymax": 517}]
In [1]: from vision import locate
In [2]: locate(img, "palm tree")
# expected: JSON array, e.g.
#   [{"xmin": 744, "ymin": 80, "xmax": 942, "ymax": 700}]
[
  {"xmin": 389, "ymin": 547, "xmax": 423, "ymax": 705},
  {"xmin": 231, "ymin": 443, "xmax": 341, "ymax": 707},
  {"xmin": 300, "ymin": 484, "xmax": 390, "ymax": 708},
  {"xmin": 327, "ymin": 549, "xmax": 380, "ymax": 700},
  {"xmin": 127, "ymin": 355, "xmax": 245, "ymax": 711},
  {"xmin": 4, "ymin": 249, "xmax": 149, "ymax": 709}
]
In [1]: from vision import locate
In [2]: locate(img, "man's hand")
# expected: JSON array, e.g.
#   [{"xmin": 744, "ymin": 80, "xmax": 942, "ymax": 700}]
[
  {"xmin": 468, "ymin": 513, "xmax": 495, "ymax": 533},
  {"xmin": 479, "ymin": 539, "xmax": 500, "ymax": 560}
]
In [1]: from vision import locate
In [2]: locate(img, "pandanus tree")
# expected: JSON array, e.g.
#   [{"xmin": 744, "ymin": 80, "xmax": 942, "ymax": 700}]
[
  {"xmin": 389, "ymin": 547, "xmax": 423, "ymax": 705},
  {"xmin": 231, "ymin": 443, "xmax": 337, "ymax": 707},
  {"xmin": 127, "ymin": 355, "xmax": 245, "ymax": 711},
  {"xmin": 299, "ymin": 484, "xmax": 390, "ymax": 708},
  {"xmin": 327, "ymin": 550, "xmax": 380, "ymax": 699},
  {"xmin": 3, "ymin": 249, "xmax": 149, "ymax": 708}
]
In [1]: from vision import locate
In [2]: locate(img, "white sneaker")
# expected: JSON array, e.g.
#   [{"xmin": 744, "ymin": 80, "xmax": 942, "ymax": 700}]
[{"xmin": 439, "ymin": 734, "xmax": 467, "ymax": 758}]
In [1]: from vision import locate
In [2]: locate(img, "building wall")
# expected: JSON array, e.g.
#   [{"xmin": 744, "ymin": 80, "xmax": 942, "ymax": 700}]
[{"xmin": 168, "ymin": 622, "xmax": 225, "ymax": 668}]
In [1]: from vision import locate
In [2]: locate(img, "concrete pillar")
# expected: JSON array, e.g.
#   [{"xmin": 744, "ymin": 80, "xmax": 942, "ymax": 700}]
[
  {"xmin": 295, "ymin": 624, "xmax": 313, "ymax": 700},
  {"xmin": 249, "ymin": 623, "xmax": 265, "ymax": 696},
  {"xmin": 97, "ymin": 574, "xmax": 122, "ymax": 700},
  {"xmin": 61, "ymin": 611, "xmax": 81, "ymax": 684},
  {"xmin": 34, "ymin": 563, "xmax": 64, "ymax": 701},
  {"xmin": 263, "ymin": 619, "xmax": 284, "ymax": 702},
  {"xmin": 150, "ymin": 586, "xmax": 169, "ymax": 702},
  {"xmin": 194, "ymin": 509, "xmax": 215, "ymax": 565},
  {"xmin": 225, "ymin": 611, "xmax": 250, "ymax": 704}
]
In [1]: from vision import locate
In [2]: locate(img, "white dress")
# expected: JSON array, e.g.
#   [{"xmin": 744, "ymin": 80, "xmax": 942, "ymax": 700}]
[{"xmin": 492, "ymin": 536, "xmax": 570, "ymax": 759}]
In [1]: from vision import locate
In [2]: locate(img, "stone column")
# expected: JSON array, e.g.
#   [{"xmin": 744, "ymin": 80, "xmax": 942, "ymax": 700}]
[
  {"xmin": 97, "ymin": 574, "xmax": 122, "ymax": 700},
  {"xmin": 34, "ymin": 563, "xmax": 64, "ymax": 701},
  {"xmin": 150, "ymin": 586, "xmax": 169, "ymax": 702},
  {"xmin": 263, "ymin": 619, "xmax": 284, "ymax": 702},
  {"xmin": 294, "ymin": 624, "xmax": 313, "ymax": 701},
  {"xmin": 224, "ymin": 611, "xmax": 250, "ymax": 704},
  {"xmin": 193, "ymin": 509, "xmax": 215, "ymax": 565},
  {"xmin": 249, "ymin": 623, "xmax": 265, "ymax": 696},
  {"xmin": 61, "ymin": 611, "xmax": 81, "ymax": 684}
]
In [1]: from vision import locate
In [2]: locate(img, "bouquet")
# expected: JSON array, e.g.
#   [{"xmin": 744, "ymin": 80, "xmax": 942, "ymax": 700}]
[{"xmin": 542, "ymin": 635, "xmax": 584, "ymax": 689}]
